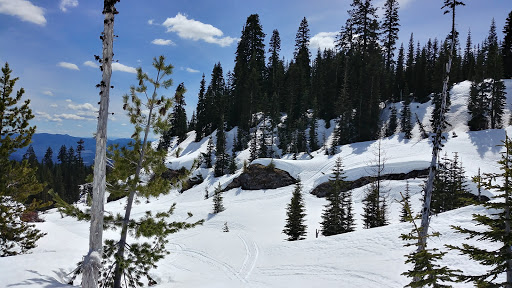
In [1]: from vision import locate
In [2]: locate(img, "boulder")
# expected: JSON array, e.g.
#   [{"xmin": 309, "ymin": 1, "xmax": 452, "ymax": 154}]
[
  {"xmin": 224, "ymin": 164, "xmax": 297, "ymax": 191},
  {"xmin": 311, "ymin": 168, "xmax": 430, "ymax": 198}
]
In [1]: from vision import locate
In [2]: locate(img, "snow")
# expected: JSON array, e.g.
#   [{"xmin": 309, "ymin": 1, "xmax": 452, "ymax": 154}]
[{"xmin": 2, "ymin": 80, "xmax": 512, "ymax": 287}]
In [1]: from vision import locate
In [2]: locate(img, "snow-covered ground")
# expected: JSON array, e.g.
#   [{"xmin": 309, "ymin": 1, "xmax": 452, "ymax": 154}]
[{"xmin": 2, "ymin": 80, "xmax": 512, "ymax": 287}]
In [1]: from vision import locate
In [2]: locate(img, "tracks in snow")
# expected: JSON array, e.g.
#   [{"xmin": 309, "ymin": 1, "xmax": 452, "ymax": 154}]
[{"xmin": 167, "ymin": 233, "xmax": 259, "ymax": 283}]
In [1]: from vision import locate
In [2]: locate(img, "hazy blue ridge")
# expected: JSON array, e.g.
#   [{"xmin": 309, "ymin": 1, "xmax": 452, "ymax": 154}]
[{"xmin": 10, "ymin": 133, "xmax": 134, "ymax": 165}]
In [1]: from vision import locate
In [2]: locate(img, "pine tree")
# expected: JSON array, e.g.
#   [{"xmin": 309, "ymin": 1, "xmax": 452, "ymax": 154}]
[
  {"xmin": 214, "ymin": 119, "xmax": 229, "ymax": 177},
  {"xmin": 362, "ymin": 140, "xmax": 388, "ymax": 228},
  {"xmin": 400, "ymin": 181, "xmax": 412, "ymax": 222},
  {"xmin": 467, "ymin": 45, "xmax": 489, "ymax": 131},
  {"xmin": 448, "ymin": 136, "xmax": 512, "ymax": 287},
  {"xmin": 385, "ymin": 106, "xmax": 398, "ymax": 137},
  {"xmin": 283, "ymin": 181, "xmax": 307, "ymax": 241},
  {"xmin": 486, "ymin": 19, "xmax": 507, "ymax": 129},
  {"xmin": 381, "ymin": 0, "xmax": 400, "ymax": 101},
  {"xmin": 195, "ymin": 74, "xmax": 207, "ymax": 141},
  {"xmin": 321, "ymin": 157, "xmax": 353, "ymax": 236},
  {"xmin": 395, "ymin": 43, "xmax": 406, "ymax": 101},
  {"xmin": 431, "ymin": 153, "xmax": 470, "ymax": 214},
  {"xmin": 203, "ymin": 136, "xmax": 214, "ymax": 168},
  {"xmin": 231, "ymin": 14, "xmax": 266, "ymax": 131},
  {"xmin": 0, "ymin": 62, "xmax": 44, "ymax": 257},
  {"xmin": 160, "ymin": 82, "xmax": 188, "ymax": 150},
  {"xmin": 502, "ymin": 11, "xmax": 512, "ymax": 79},
  {"xmin": 461, "ymin": 29, "xmax": 475, "ymax": 80},
  {"xmin": 110, "ymin": 56, "xmax": 177, "ymax": 288},
  {"xmin": 401, "ymin": 100, "xmax": 412, "ymax": 139},
  {"xmin": 212, "ymin": 183, "xmax": 225, "ymax": 214}
]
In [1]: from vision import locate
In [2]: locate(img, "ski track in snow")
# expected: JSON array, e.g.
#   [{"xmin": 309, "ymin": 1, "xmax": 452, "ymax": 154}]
[{"xmin": 237, "ymin": 234, "xmax": 259, "ymax": 280}]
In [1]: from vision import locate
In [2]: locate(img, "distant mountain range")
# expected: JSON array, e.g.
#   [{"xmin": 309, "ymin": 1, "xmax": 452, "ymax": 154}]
[{"xmin": 10, "ymin": 133, "xmax": 132, "ymax": 165}]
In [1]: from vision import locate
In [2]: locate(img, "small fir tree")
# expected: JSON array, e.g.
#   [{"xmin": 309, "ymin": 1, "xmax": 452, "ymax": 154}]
[
  {"xmin": 400, "ymin": 181, "xmax": 413, "ymax": 223},
  {"xmin": 283, "ymin": 181, "xmax": 307, "ymax": 241},
  {"xmin": 212, "ymin": 183, "xmax": 225, "ymax": 214},
  {"xmin": 385, "ymin": 106, "xmax": 398, "ymax": 137},
  {"xmin": 448, "ymin": 136, "xmax": 512, "ymax": 287}
]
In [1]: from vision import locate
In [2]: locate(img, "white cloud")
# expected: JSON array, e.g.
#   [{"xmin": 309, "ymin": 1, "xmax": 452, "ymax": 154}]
[
  {"xmin": 84, "ymin": 60, "xmax": 98, "ymax": 68},
  {"xmin": 309, "ymin": 32, "xmax": 338, "ymax": 51},
  {"xmin": 162, "ymin": 13, "xmax": 237, "ymax": 47},
  {"xmin": 66, "ymin": 99, "xmax": 72, "ymax": 102},
  {"xmin": 68, "ymin": 102, "xmax": 95, "ymax": 111},
  {"xmin": 60, "ymin": 0, "xmax": 78, "ymax": 12},
  {"xmin": 186, "ymin": 67, "xmax": 199, "ymax": 73},
  {"xmin": 0, "ymin": 0, "xmax": 46, "ymax": 26},
  {"xmin": 42, "ymin": 90, "xmax": 54, "ymax": 96},
  {"xmin": 58, "ymin": 62, "xmax": 79, "ymax": 71},
  {"xmin": 50, "ymin": 104, "xmax": 58, "ymax": 108},
  {"xmin": 148, "ymin": 19, "xmax": 154, "ymax": 25},
  {"xmin": 35, "ymin": 111, "xmax": 62, "ymax": 122},
  {"xmin": 55, "ymin": 113, "xmax": 87, "ymax": 120},
  {"xmin": 112, "ymin": 63, "xmax": 137, "ymax": 73},
  {"xmin": 151, "ymin": 39, "xmax": 175, "ymax": 46}
]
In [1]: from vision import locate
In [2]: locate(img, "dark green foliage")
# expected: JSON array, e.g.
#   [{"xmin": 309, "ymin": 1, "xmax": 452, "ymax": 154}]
[
  {"xmin": 160, "ymin": 82, "xmax": 188, "ymax": 150},
  {"xmin": 203, "ymin": 136, "xmax": 214, "ymax": 168},
  {"xmin": 362, "ymin": 141, "xmax": 388, "ymax": 229},
  {"xmin": 401, "ymin": 101, "xmax": 412, "ymax": 139},
  {"xmin": 400, "ymin": 191, "xmax": 459, "ymax": 287},
  {"xmin": 283, "ymin": 181, "xmax": 307, "ymax": 241},
  {"xmin": 231, "ymin": 14, "xmax": 266, "ymax": 131},
  {"xmin": 400, "ymin": 181, "xmax": 412, "ymax": 222},
  {"xmin": 431, "ymin": 153, "xmax": 471, "ymax": 214},
  {"xmin": 212, "ymin": 183, "xmax": 225, "ymax": 214},
  {"xmin": 0, "ymin": 63, "xmax": 45, "ymax": 257},
  {"xmin": 486, "ymin": 20, "xmax": 507, "ymax": 130},
  {"xmin": 321, "ymin": 157, "xmax": 354, "ymax": 236},
  {"xmin": 385, "ymin": 106, "xmax": 398, "ymax": 137},
  {"xmin": 0, "ymin": 196, "xmax": 46, "ymax": 257},
  {"xmin": 448, "ymin": 136, "xmax": 512, "ymax": 287},
  {"xmin": 503, "ymin": 11, "xmax": 512, "ymax": 79},
  {"xmin": 67, "ymin": 204, "xmax": 203, "ymax": 287},
  {"xmin": 195, "ymin": 74, "xmax": 207, "ymax": 142},
  {"xmin": 223, "ymin": 222, "xmax": 229, "ymax": 232},
  {"xmin": 214, "ymin": 120, "xmax": 229, "ymax": 177},
  {"xmin": 0, "ymin": 62, "xmax": 36, "ymax": 164}
]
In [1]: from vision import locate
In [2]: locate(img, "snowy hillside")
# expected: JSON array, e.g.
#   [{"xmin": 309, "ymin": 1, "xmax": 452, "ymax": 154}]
[{"xmin": 2, "ymin": 80, "xmax": 512, "ymax": 287}]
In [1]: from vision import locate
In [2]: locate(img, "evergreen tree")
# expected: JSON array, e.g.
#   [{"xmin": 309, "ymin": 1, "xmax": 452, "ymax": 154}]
[
  {"xmin": 109, "ymin": 56, "xmax": 178, "ymax": 288},
  {"xmin": 461, "ymin": 29, "xmax": 475, "ymax": 80},
  {"xmin": 321, "ymin": 157, "xmax": 353, "ymax": 236},
  {"xmin": 395, "ymin": 43, "xmax": 406, "ymax": 102},
  {"xmin": 161, "ymin": 82, "xmax": 188, "ymax": 149},
  {"xmin": 214, "ymin": 119, "xmax": 229, "ymax": 177},
  {"xmin": 401, "ymin": 100, "xmax": 413, "ymax": 139},
  {"xmin": 0, "ymin": 62, "xmax": 44, "ymax": 257},
  {"xmin": 42, "ymin": 147, "xmax": 54, "ymax": 168},
  {"xmin": 283, "ymin": 181, "xmax": 307, "ymax": 241},
  {"xmin": 362, "ymin": 140, "xmax": 388, "ymax": 228},
  {"xmin": 503, "ymin": 11, "xmax": 512, "ymax": 79},
  {"xmin": 381, "ymin": 0, "xmax": 400, "ymax": 101},
  {"xmin": 431, "ymin": 153, "xmax": 470, "ymax": 214},
  {"xmin": 0, "ymin": 62, "xmax": 36, "ymax": 165},
  {"xmin": 212, "ymin": 183, "xmax": 225, "ymax": 213},
  {"xmin": 203, "ymin": 136, "xmax": 214, "ymax": 168},
  {"xmin": 485, "ymin": 19, "xmax": 507, "ymax": 129},
  {"xmin": 467, "ymin": 44, "xmax": 490, "ymax": 131},
  {"xmin": 400, "ymin": 181, "xmax": 412, "ymax": 222},
  {"xmin": 385, "ymin": 106, "xmax": 398, "ymax": 137},
  {"xmin": 195, "ymin": 74, "xmax": 207, "ymax": 141},
  {"xmin": 448, "ymin": 136, "xmax": 512, "ymax": 287},
  {"xmin": 231, "ymin": 14, "xmax": 266, "ymax": 131}
]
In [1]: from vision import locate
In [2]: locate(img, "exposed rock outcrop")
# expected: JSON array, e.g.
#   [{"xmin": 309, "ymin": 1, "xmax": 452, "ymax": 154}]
[
  {"xmin": 311, "ymin": 168, "xmax": 430, "ymax": 198},
  {"xmin": 224, "ymin": 164, "xmax": 297, "ymax": 191}
]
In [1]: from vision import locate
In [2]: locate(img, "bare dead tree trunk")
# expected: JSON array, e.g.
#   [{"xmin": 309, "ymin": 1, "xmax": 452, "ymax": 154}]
[
  {"xmin": 82, "ymin": 1, "xmax": 118, "ymax": 287},
  {"xmin": 414, "ymin": 0, "xmax": 462, "ymax": 283}
]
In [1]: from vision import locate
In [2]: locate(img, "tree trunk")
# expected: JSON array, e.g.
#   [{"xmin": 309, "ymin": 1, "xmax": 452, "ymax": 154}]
[
  {"xmin": 415, "ymin": 0, "xmax": 457, "ymax": 283},
  {"xmin": 82, "ymin": 2, "xmax": 116, "ymax": 288},
  {"xmin": 112, "ymin": 96, "xmax": 155, "ymax": 288}
]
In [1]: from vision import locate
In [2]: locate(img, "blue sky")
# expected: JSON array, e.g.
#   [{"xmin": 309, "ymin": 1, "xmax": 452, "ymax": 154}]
[{"xmin": 0, "ymin": 0, "xmax": 510, "ymax": 139}]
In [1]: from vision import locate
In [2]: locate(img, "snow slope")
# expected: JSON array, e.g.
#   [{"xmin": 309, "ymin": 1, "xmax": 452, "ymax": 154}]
[{"xmin": 2, "ymin": 80, "xmax": 512, "ymax": 287}]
